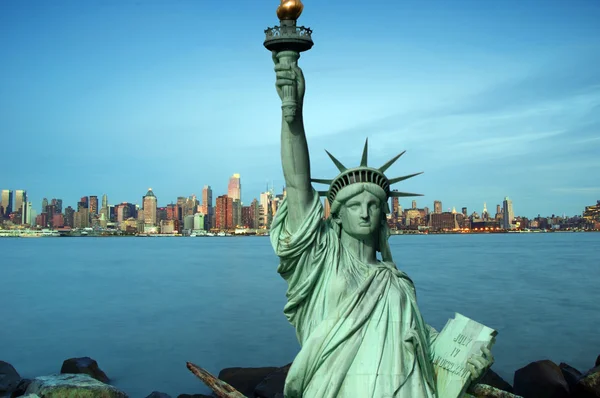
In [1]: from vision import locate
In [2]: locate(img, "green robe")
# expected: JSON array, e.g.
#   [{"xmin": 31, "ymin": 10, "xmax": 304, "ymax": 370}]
[{"xmin": 271, "ymin": 192, "xmax": 438, "ymax": 398}]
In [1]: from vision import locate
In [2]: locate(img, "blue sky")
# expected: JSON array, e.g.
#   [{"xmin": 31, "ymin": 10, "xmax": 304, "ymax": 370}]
[{"xmin": 1, "ymin": 0, "xmax": 599, "ymax": 217}]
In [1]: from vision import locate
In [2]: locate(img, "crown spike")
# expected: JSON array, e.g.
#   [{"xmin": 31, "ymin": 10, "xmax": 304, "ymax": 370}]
[
  {"xmin": 311, "ymin": 178, "xmax": 333, "ymax": 185},
  {"xmin": 379, "ymin": 150, "xmax": 406, "ymax": 173},
  {"xmin": 360, "ymin": 138, "xmax": 368, "ymax": 167},
  {"xmin": 388, "ymin": 172, "xmax": 424, "ymax": 185},
  {"xmin": 389, "ymin": 191, "xmax": 423, "ymax": 197},
  {"xmin": 325, "ymin": 150, "xmax": 347, "ymax": 172}
]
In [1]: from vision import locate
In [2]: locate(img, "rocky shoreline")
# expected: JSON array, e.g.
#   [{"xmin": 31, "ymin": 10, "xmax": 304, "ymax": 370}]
[{"xmin": 1, "ymin": 355, "xmax": 599, "ymax": 398}]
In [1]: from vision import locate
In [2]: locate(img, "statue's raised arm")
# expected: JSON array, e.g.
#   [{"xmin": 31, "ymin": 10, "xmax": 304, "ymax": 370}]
[{"xmin": 273, "ymin": 50, "xmax": 313, "ymax": 233}]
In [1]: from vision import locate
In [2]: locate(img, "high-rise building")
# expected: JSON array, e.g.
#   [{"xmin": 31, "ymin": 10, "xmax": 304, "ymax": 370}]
[
  {"xmin": 201, "ymin": 185, "xmax": 213, "ymax": 229},
  {"xmin": 102, "ymin": 194, "xmax": 108, "ymax": 209},
  {"xmin": 41, "ymin": 198, "xmax": 48, "ymax": 212},
  {"xmin": 250, "ymin": 198, "xmax": 260, "ymax": 229},
  {"xmin": 391, "ymin": 192, "xmax": 399, "ymax": 219},
  {"xmin": 89, "ymin": 196, "xmax": 99, "ymax": 215},
  {"xmin": 1, "ymin": 190, "xmax": 13, "ymax": 215},
  {"xmin": 14, "ymin": 190, "xmax": 26, "ymax": 215},
  {"xmin": 232, "ymin": 199, "xmax": 241, "ymax": 227},
  {"xmin": 228, "ymin": 173, "xmax": 242, "ymax": 201},
  {"xmin": 22, "ymin": 202, "xmax": 33, "ymax": 225},
  {"xmin": 461, "ymin": 207, "xmax": 468, "ymax": 217},
  {"xmin": 215, "ymin": 195, "xmax": 233, "ymax": 229},
  {"xmin": 80, "ymin": 196, "xmax": 88, "ymax": 208},
  {"xmin": 412, "ymin": 200, "xmax": 417, "ymax": 210},
  {"xmin": 502, "ymin": 197, "xmax": 514, "ymax": 230},
  {"xmin": 433, "ymin": 200, "xmax": 442, "ymax": 214},
  {"xmin": 143, "ymin": 189, "xmax": 157, "ymax": 226},
  {"xmin": 64, "ymin": 206, "xmax": 75, "ymax": 227},
  {"xmin": 260, "ymin": 191, "xmax": 272, "ymax": 228}
]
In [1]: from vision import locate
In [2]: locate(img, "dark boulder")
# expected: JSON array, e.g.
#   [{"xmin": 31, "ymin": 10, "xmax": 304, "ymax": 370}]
[
  {"xmin": 146, "ymin": 392, "xmax": 172, "ymax": 398},
  {"xmin": 574, "ymin": 365, "xmax": 600, "ymax": 398},
  {"xmin": 596, "ymin": 355, "xmax": 600, "ymax": 368},
  {"xmin": 479, "ymin": 368, "xmax": 513, "ymax": 393},
  {"xmin": 254, "ymin": 363, "xmax": 292, "ymax": 398},
  {"xmin": 217, "ymin": 366, "xmax": 278, "ymax": 397},
  {"xmin": 61, "ymin": 356, "xmax": 110, "ymax": 383},
  {"xmin": 558, "ymin": 362, "xmax": 582, "ymax": 391},
  {"xmin": 513, "ymin": 360, "xmax": 569, "ymax": 398},
  {"xmin": 10, "ymin": 378, "xmax": 32, "ymax": 397},
  {"xmin": 0, "ymin": 361, "xmax": 21, "ymax": 396}
]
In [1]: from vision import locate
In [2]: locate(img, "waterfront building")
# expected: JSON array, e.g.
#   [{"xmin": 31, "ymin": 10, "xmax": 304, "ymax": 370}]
[
  {"xmin": 142, "ymin": 188, "xmax": 157, "ymax": 226},
  {"xmin": 502, "ymin": 197, "xmax": 515, "ymax": 230},
  {"xmin": 1, "ymin": 190, "xmax": 13, "ymax": 216},
  {"xmin": 201, "ymin": 185, "xmax": 213, "ymax": 229},
  {"xmin": 14, "ymin": 190, "xmax": 26, "ymax": 216},
  {"xmin": 433, "ymin": 200, "xmax": 442, "ymax": 214},
  {"xmin": 41, "ymin": 198, "xmax": 48, "ymax": 213},
  {"xmin": 461, "ymin": 207, "xmax": 468, "ymax": 217},
  {"xmin": 183, "ymin": 215, "xmax": 195, "ymax": 231},
  {"xmin": 89, "ymin": 196, "xmax": 98, "ymax": 215},
  {"xmin": 166, "ymin": 203, "xmax": 180, "ymax": 221},
  {"xmin": 64, "ymin": 206, "xmax": 75, "ymax": 227},
  {"xmin": 102, "ymin": 194, "xmax": 108, "ymax": 209},
  {"xmin": 259, "ymin": 191, "xmax": 272, "ymax": 228},
  {"xmin": 22, "ymin": 202, "xmax": 32, "ymax": 225},
  {"xmin": 228, "ymin": 174, "xmax": 241, "ymax": 201},
  {"xmin": 215, "ymin": 195, "xmax": 233, "ymax": 230},
  {"xmin": 52, "ymin": 214, "xmax": 64, "ymax": 228},
  {"xmin": 193, "ymin": 213, "xmax": 205, "ymax": 231},
  {"xmin": 583, "ymin": 200, "xmax": 600, "ymax": 222}
]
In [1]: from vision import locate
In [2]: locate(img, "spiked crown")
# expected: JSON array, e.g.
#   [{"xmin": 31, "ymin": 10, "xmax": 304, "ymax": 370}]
[{"xmin": 311, "ymin": 139, "xmax": 423, "ymax": 205}]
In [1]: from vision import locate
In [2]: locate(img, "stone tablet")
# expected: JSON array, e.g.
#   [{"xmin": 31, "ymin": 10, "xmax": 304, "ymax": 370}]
[{"xmin": 431, "ymin": 313, "xmax": 497, "ymax": 398}]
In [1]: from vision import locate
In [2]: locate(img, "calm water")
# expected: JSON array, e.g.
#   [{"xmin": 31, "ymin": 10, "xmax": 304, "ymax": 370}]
[{"xmin": 1, "ymin": 233, "xmax": 599, "ymax": 397}]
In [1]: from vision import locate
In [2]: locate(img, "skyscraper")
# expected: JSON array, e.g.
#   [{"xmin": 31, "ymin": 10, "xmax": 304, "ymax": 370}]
[
  {"xmin": 89, "ymin": 196, "xmax": 99, "ymax": 215},
  {"xmin": 41, "ymin": 198, "xmax": 48, "ymax": 212},
  {"xmin": 433, "ymin": 200, "xmax": 442, "ymax": 214},
  {"xmin": 1, "ymin": 190, "xmax": 13, "ymax": 215},
  {"xmin": 14, "ymin": 190, "xmax": 26, "ymax": 214},
  {"xmin": 502, "ymin": 197, "xmax": 514, "ymax": 230},
  {"xmin": 201, "ymin": 185, "xmax": 213, "ymax": 229},
  {"xmin": 411, "ymin": 200, "xmax": 417, "ymax": 210},
  {"xmin": 102, "ymin": 194, "xmax": 108, "ymax": 208},
  {"xmin": 22, "ymin": 202, "xmax": 32, "ymax": 225},
  {"xmin": 143, "ymin": 188, "xmax": 157, "ymax": 226},
  {"xmin": 227, "ymin": 174, "xmax": 242, "ymax": 201}
]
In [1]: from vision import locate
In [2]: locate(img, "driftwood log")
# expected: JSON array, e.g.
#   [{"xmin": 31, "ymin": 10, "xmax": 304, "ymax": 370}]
[{"xmin": 186, "ymin": 362, "xmax": 523, "ymax": 398}]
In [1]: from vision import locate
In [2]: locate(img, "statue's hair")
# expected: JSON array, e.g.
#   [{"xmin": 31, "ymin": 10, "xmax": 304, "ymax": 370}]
[{"xmin": 329, "ymin": 183, "xmax": 393, "ymax": 262}]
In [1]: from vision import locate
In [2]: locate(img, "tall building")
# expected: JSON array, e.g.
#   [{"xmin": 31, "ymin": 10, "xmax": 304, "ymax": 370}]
[
  {"xmin": 1, "ymin": 190, "xmax": 13, "ymax": 215},
  {"xmin": 433, "ymin": 200, "xmax": 442, "ymax": 214},
  {"xmin": 461, "ymin": 207, "xmax": 468, "ymax": 217},
  {"xmin": 260, "ymin": 191, "xmax": 272, "ymax": 228},
  {"xmin": 411, "ymin": 200, "xmax": 417, "ymax": 210},
  {"xmin": 228, "ymin": 173, "xmax": 242, "ymax": 201},
  {"xmin": 64, "ymin": 206, "xmax": 75, "ymax": 227},
  {"xmin": 14, "ymin": 190, "xmax": 26, "ymax": 215},
  {"xmin": 232, "ymin": 199, "xmax": 241, "ymax": 227},
  {"xmin": 42, "ymin": 198, "xmax": 48, "ymax": 213},
  {"xmin": 215, "ymin": 195, "xmax": 233, "ymax": 229},
  {"xmin": 22, "ymin": 202, "xmax": 33, "ymax": 225},
  {"xmin": 143, "ymin": 189, "xmax": 157, "ymax": 226},
  {"xmin": 79, "ymin": 196, "xmax": 88, "ymax": 208},
  {"xmin": 89, "ymin": 196, "xmax": 99, "ymax": 215},
  {"xmin": 250, "ymin": 198, "xmax": 260, "ymax": 229},
  {"xmin": 502, "ymin": 197, "xmax": 514, "ymax": 230},
  {"xmin": 201, "ymin": 185, "xmax": 213, "ymax": 229},
  {"xmin": 102, "ymin": 194, "xmax": 108, "ymax": 209}
]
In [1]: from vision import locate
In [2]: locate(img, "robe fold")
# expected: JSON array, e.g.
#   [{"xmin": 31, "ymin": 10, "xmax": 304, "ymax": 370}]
[{"xmin": 270, "ymin": 192, "xmax": 439, "ymax": 398}]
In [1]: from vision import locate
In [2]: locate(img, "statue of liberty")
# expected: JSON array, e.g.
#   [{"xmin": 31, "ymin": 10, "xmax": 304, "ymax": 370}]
[{"xmin": 268, "ymin": 42, "xmax": 494, "ymax": 398}]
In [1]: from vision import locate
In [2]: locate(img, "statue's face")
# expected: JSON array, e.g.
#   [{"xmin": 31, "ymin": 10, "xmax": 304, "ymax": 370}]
[{"xmin": 338, "ymin": 190, "xmax": 382, "ymax": 239}]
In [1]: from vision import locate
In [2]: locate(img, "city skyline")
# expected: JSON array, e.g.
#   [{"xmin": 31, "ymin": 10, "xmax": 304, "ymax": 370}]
[{"xmin": 1, "ymin": 1, "xmax": 599, "ymax": 216}]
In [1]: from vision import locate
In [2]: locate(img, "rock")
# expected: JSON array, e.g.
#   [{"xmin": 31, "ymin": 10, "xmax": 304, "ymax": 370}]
[
  {"xmin": 479, "ymin": 368, "xmax": 513, "ymax": 393},
  {"xmin": 558, "ymin": 362, "xmax": 582, "ymax": 390},
  {"xmin": 574, "ymin": 365, "xmax": 600, "ymax": 398},
  {"xmin": 0, "ymin": 361, "xmax": 21, "ymax": 396},
  {"xmin": 61, "ymin": 357, "xmax": 110, "ymax": 383},
  {"xmin": 176, "ymin": 395, "xmax": 213, "ymax": 398},
  {"xmin": 217, "ymin": 366, "xmax": 278, "ymax": 397},
  {"xmin": 254, "ymin": 363, "xmax": 292, "ymax": 398},
  {"xmin": 596, "ymin": 355, "xmax": 600, "ymax": 368},
  {"xmin": 25, "ymin": 374, "xmax": 128, "ymax": 397},
  {"xmin": 10, "ymin": 378, "xmax": 32, "ymax": 397},
  {"xmin": 146, "ymin": 392, "xmax": 172, "ymax": 398},
  {"xmin": 513, "ymin": 360, "xmax": 569, "ymax": 398}
]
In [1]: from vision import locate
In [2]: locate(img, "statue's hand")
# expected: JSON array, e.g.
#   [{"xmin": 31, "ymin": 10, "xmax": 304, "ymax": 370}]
[
  {"xmin": 273, "ymin": 50, "xmax": 305, "ymax": 104},
  {"xmin": 467, "ymin": 346, "xmax": 494, "ymax": 382}
]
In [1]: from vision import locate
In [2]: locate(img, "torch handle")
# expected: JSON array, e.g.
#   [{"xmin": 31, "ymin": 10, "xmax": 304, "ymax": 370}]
[{"xmin": 276, "ymin": 51, "xmax": 300, "ymax": 122}]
